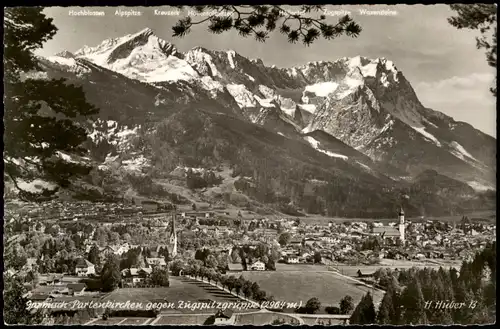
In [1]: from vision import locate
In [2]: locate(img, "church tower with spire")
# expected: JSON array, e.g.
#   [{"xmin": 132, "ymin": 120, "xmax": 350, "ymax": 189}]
[
  {"xmin": 398, "ymin": 206, "xmax": 405, "ymax": 243},
  {"xmin": 169, "ymin": 209, "xmax": 178, "ymax": 257}
]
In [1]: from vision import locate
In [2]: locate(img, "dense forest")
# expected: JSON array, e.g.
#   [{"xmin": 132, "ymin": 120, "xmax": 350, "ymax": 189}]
[{"xmin": 351, "ymin": 242, "xmax": 496, "ymax": 324}]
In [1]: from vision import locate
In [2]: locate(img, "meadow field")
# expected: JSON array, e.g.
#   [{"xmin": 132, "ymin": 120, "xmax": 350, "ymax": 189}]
[
  {"xmin": 101, "ymin": 277, "xmax": 242, "ymax": 314},
  {"xmin": 119, "ymin": 318, "xmax": 152, "ymax": 325},
  {"xmin": 329, "ymin": 259, "xmax": 463, "ymax": 277},
  {"xmin": 239, "ymin": 270, "xmax": 384, "ymax": 310},
  {"xmin": 152, "ymin": 314, "xmax": 211, "ymax": 325},
  {"xmin": 234, "ymin": 312, "xmax": 299, "ymax": 325},
  {"xmin": 91, "ymin": 318, "xmax": 126, "ymax": 325}
]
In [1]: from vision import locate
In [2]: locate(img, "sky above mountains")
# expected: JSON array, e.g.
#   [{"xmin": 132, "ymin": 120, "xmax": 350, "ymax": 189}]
[{"xmin": 38, "ymin": 5, "xmax": 496, "ymax": 137}]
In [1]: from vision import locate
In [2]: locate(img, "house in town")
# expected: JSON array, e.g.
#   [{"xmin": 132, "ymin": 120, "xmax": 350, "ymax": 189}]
[
  {"xmin": 146, "ymin": 257, "xmax": 167, "ymax": 268},
  {"xmin": 99, "ymin": 245, "xmax": 116, "ymax": 258},
  {"xmin": 320, "ymin": 236, "xmax": 337, "ymax": 244},
  {"xmin": 141, "ymin": 200, "xmax": 161, "ymax": 213},
  {"xmin": 372, "ymin": 208, "xmax": 406, "ymax": 244},
  {"xmin": 228, "ymin": 263, "xmax": 244, "ymax": 272},
  {"xmin": 24, "ymin": 258, "xmax": 38, "ymax": 272},
  {"xmin": 213, "ymin": 309, "xmax": 235, "ymax": 325},
  {"xmin": 181, "ymin": 211, "xmax": 215, "ymax": 219},
  {"xmin": 121, "ymin": 268, "xmax": 153, "ymax": 286},
  {"xmin": 26, "ymin": 293, "xmax": 50, "ymax": 303},
  {"xmin": 75, "ymin": 259, "xmax": 96, "ymax": 277},
  {"xmin": 289, "ymin": 237, "xmax": 303, "ymax": 246},
  {"xmin": 67, "ymin": 283, "xmax": 87, "ymax": 296},
  {"xmin": 372, "ymin": 226, "xmax": 401, "ymax": 245},
  {"xmin": 285, "ymin": 255, "xmax": 299, "ymax": 264},
  {"xmin": 113, "ymin": 243, "xmax": 132, "ymax": 256},
  {"xmin": 249, "ymin": 261, "xmax": 266, "ymax": 271}
]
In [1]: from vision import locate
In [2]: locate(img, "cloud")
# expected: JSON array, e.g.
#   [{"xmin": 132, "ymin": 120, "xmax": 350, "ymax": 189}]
[
  {"xmin": 417, "ymin": 73, "xmax": 494, "ymax": 91},
  {"xmin": 415, "ymin": 73, "xmax": 496, "ymax": 137}
]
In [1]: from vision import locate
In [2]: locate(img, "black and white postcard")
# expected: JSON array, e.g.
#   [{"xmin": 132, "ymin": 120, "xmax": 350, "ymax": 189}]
[{"xmin": 3, "ymin": 4, "xmax": 496, "ymax": 326}]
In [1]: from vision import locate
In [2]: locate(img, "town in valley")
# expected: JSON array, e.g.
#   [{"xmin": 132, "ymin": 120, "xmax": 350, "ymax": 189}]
[{"xmin": 3, "ymin": 4, "xmax": 496, "ymax": 326}]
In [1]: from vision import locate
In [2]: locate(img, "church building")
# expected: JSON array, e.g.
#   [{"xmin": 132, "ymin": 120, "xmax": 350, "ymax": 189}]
[
  {"xmin": 371, "ymin": 207, "xmax": 406, "ymax": 245},
  {"xmin": 168, "ymin": 210, "xmax": 178, "ymax": 257}
]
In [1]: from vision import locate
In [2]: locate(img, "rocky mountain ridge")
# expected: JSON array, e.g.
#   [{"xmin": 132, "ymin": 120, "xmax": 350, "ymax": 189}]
[{"xmin": 24, "ymin": 27, "xmax": 496, "ymax": 217}]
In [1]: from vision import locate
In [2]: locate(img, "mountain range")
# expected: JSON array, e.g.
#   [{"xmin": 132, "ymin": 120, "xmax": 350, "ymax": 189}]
[{"xmin": 27, "ymin": 27, "xmax": 495, "ymax": 218}]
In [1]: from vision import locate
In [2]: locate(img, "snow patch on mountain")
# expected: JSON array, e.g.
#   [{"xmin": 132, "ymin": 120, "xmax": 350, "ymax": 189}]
[
  {"xmin": 226, "ymin": 84, "xmax": 257, "ymax": 108},
  {"xmin": 245, "ymin": 73, "xmax": 255, "ymax": 82},
  {"xmin": 345, "ymin": 76, "xmax": 364, "ymax": 89},
  {"xmin": 347, "ymin": 56, "xmax": 369, "ymax": 70},
  {"xmin": 139, "ymin": 57, "xmax": 199, "ymax": 83},
  {"xmin": 44, "ymin": 56, "xmax": 92, "ymax": 76},
  {"xmin": 467, "ymin": 181, "xmax": 494, "ymax": 192},
  {"xmin": 255, "ymin": 96, "xmax": 275, "ymax": 108},
  {"xmin": 18, "ymin": 179, "xmax": 57, "ymax": 193},
  {"xmin": 411, "ymin": 126, "xmax": 442, "ymax": 147},
  {"xmin": 380, "ymin": 120, "xmax": 395, "ymax": 133},
  {"xmin": 88, "ymin": 119, "xmax": 141, "ymax": 153},
  {"xmin": 449, "ymin": 141, "xmax": 477, "ymax": 161},
  {"xmin": 46, "ymin": 56, "xmax": 77, "ymax": 67},
  {"xmin": 200, "ymin": 76, "xmax": 225, "ymax": 96},
  {"xmin": 56, "ymin": 151, "xmax": 81, "ymax": 164},
  {"xmin": 227, "ymin": 50, "xmax": 236, "ymax": 69},
  {"xmin": 304, "ymin": 82, "xmax": 339, "ymax": 97},
  {"xmin": 185, "ymin": 47, "xmax": 222, "ymax": 78},
  {"xmin": 258, "ymin": 85, "xmax": 276, "ymax": 99},
  {"xmin": 281, "ymin": 107, "xmax": 295, "ymax": 118},
  {"xmin": 356, "ymin": 161, "xmax": 373, "ymax": 173},
  {"xmin": 304, "ymin": 136, "xmax": 348, "ymax": 160},
  {"xmin": 122, "ymin": 154, "xmax": 150, "ymax": 172},
  {"xmin": 298, "ymin": 104, "xmax": 317, "ymax": 114},
  {"xmin": 360, "ymin": 63, "xmax": 378, "ymax": 78}
]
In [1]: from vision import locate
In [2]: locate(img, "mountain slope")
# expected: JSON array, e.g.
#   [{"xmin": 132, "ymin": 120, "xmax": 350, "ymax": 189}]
[
  {"xmin": 67, "ymin": 30, "xmax": 495, "ymax": 193},
  {"xmin": 24, "ymin": 27, "xmax": 495, "ymax": 218}
]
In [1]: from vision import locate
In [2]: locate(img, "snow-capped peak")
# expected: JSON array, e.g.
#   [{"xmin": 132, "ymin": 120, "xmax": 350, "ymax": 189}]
[
  {"xmin": 55, "ymin": 50, "xmax": 75, "ymax": 58},
  {"xmin": 74, "ymin": 27, "xmax": 178, "ymax": 67},
  {"xmin": 70, "ymin": 27, "xmax": 201, "ymax": 83},
  {"xmin": 137, "ymin": 27, "xmax": 154, "ymax": 36}
]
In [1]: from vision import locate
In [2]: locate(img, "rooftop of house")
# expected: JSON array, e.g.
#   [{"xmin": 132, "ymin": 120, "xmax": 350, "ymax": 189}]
[
  {"xmin": 251, "ymin": 260, "xmax": 265, "ymax": 265},
  {"xmin": 76, "ymin": 258, "xmax": 94, "ymax": 268},
  {"xmin": 67, "ymin": 283, "xmax": 87, "ymax": 291},
  {"xmin": 122, "ymin": 267, "xmax": 153, "ymax": 276},
  {"xmin": 26, "ymin": 258, "xmax": 38, "ymax": 266},
  {"xmin": 28, "ymin": 293, "xmax": 50, "ymax": 301},
  {"xmin": 372, "ymin": 226, "xmax": 401, "ymax": 237},
  {"xmin": 146, "ymin": 258, "xmax": 166, "ymax": 265},
  {"xmin": 228, "ymin": 263, "xmax": 244, "ymax": 271},
  {"xmin": 215, "ymin": 309, "xmax": 234, "ymax": 319}
]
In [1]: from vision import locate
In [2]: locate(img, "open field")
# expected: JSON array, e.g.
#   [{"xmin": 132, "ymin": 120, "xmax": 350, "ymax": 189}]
[
  {"xmin": 377, "ymin": 258, "xmax": 462, "ymax": 268},
  {"xmin": 272, "ymin": 260, "xmax": 462, "ymax": 278},
  {"xmin": 101, "ymin": 277, "xmax": 243, "ymax": 314},
  {"xmin": 38, "ymin": 275, "xmax": 82, "ymax": 284},
  {"xmin": 239, "ymin": 270, "xmax": 384, "ymax": 309},
  {"xmin": 152, "ymin": 314, "xmax": 211, "ymax": 325},
  {"xmin": 332, "ymin": 264, "xmax": 462, "ymax": 277},
  {"xmin": 91, "ymin": 318, "xmax": 125, "ymax": 325},
  {"xmin": 325, "ymin": 259, "xmax": 462, "ymax": 277},
  {"xmin": 235, "ymin": 312, "xmax": 298, "ymax": 325},
  {"xmin": 119, "ymin": 318, "xmax": 152, "ymax": 325},
  {"xmin": 274, "ymin": 263, "xmax": 329, "ymax": 272}
]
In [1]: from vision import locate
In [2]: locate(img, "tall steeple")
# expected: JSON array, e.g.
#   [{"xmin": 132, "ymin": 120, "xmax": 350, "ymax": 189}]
[
  {"xmin": 398, "ymin": 206, "xmax": 405, "ymax": 243},
  {"xmin": 170, "ymin": 208, "xmax": 178, "ymax": 257}
]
